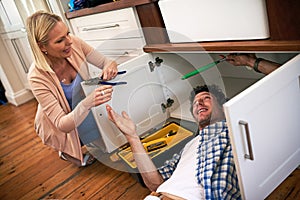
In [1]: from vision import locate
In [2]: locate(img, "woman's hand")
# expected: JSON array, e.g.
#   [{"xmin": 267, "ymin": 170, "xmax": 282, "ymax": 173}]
[
  {"xmin": 106, "ymin": 105, "xmax": 138, "ymax": 140},
  {"xmin": 83, "ymin": 85, "xmax": 113, "ymax": 109},
  {"xmin": 101, "ymin": 61, "xmax": 118, "ymax": 80}
]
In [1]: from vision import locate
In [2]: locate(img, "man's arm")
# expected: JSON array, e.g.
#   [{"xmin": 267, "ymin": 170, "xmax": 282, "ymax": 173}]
[
  {"xmin": 226, "ymin": 54, "xmax": 281, "ymax": 75},
  {"xmin": 106, "ymin": 105, "xmax": 164, "ymax": 191}
]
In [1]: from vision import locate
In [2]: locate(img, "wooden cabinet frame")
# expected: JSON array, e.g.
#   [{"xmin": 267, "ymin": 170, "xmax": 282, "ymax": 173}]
[{"xmin": 65, "ymin": 0, "xmax": 300, "ymax": 51}]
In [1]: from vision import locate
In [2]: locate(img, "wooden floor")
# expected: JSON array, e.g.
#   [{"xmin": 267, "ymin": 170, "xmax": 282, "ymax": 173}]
[{"xmin": 0, "ymin": 99, "xmax": 299, "ymax": 200}]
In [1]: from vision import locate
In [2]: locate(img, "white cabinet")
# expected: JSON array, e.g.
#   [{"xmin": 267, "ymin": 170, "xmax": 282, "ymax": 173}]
[
  {"xmin": 224, "ymin": 55, "xmax": 300, "ymax": 199},
  {"xmin": 45, "ymin": 0, "xmax": 72, "ymax": 30},
  {"xmin": 14, "ymin": 0, "xmax": 50, "ymax": 24},
  {"xmin": 0, "ymin": 0, "xmax": 33, "ymax": 89},
  {"xmin": 1, "ymin": 31, "xmax": 33, "ymax": 89},
  {"xmin": 0, "ymin": 0, "xmax": 24, "ymax": 33},
  {"xmin": 167, "ymin": 52, "xmax": 299, "ymax": 199},
  {"xmin": 69, "ymin": 7, "xmax": 145, "ymax": 77},
  {"xmin": 158, "ymin": 0, "xmax": 270, "ymax": 43},
  {"xmin": 82, "ymin": 53, "xmax": 195, "ymax": 153},
  {"xmin": 172, "ymin": 52, "xmax": 300, "ymax": 199},
  {"xmin": 82, "ymin": 51, "xmax": 299, "ymax": 199},
  {"xmin": 0, "ymin": 0, "xmax": 48, "ymax": 104}
]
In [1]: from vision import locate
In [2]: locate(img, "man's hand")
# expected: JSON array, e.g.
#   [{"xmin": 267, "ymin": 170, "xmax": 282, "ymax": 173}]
[{"xmin": 106, "ymin": 105, "xmax": 138, "ymax": 140}]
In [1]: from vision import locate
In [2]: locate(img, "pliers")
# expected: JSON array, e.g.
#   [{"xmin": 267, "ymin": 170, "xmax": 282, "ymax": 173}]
[{"xmin": 84, "ymin": 70, "xmax": 127, "ymax": 86}]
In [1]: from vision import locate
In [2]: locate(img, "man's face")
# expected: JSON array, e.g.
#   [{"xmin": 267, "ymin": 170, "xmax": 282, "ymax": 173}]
[{"xmin": 192, "ymin": 91, "xmax": 224, "ymax": 128}]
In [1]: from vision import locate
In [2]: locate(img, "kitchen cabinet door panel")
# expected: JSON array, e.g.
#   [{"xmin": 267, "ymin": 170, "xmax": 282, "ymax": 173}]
[
  {"xmin": 1, "ymin": 32, "xmax": 33, "ymax": 89},
  {"xmin": 81, "ymin": 53, "xmax": 194, "ymax": 152},
  {"xmin": 0, "ymin": 0, "xmax": 23, "ymax": 32},
  {"xmin": 224, "ymin": 54, "xmax": 300, "ymax": 199}
]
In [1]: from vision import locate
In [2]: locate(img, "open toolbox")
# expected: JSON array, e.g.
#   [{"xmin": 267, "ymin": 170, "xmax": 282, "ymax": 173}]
[{"xmin": 118, "ymin": 121, "xmax": 194, "ymax": 169}]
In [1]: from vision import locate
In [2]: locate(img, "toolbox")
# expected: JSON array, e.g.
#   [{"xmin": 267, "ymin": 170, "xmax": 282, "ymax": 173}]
[{"xmin": 118, "ymin": 121, "xmax": 193, "ymax": 169}]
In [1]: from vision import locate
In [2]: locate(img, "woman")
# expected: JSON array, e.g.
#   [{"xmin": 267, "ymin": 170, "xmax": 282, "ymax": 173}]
[{"xmin": 27, "ymin": 11, "xmax": 118, "ymax": 167}]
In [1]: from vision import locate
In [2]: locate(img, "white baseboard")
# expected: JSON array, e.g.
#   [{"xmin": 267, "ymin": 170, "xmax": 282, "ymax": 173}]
[{"xmin": 6, "ymin": 89, "xmax": 34, "ymax": 106}]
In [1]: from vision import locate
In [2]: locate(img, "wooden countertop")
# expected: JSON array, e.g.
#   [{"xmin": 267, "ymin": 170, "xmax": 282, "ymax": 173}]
[
  {"xmin": 65, "ymin": 0, "xmax": 158, "ymax": 19},
  {"xmin": 143, "ymin": 40, "xmax": 300, "ymax": 52},
  {"xmin": 65, "ymin": 0, "xmax": 300, "ymax": 52}
]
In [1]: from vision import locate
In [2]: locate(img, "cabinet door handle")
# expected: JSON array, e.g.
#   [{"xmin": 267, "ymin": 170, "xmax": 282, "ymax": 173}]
[
  {"xmin": 82, "ymin": 24, "xmax": 120, "ymax": 32},
  {"xmin": 239, "ymin": 120, "xmax": 254, "ymax": 160},
  {"xmin": 11, "ymin": 39, "xmax": 28, "ymax": 73}
]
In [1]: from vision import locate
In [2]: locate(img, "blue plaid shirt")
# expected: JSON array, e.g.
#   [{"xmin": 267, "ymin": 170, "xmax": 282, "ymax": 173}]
[{"xmin": 158, "ymin": 121, "xmax": 241, "ymax": 200}]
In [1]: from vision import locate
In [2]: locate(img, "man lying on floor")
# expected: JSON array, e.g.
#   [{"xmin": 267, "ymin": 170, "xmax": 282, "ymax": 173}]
[{"xmin": 106, "ymin": 84, "xmax": 241, "ymax": 200}]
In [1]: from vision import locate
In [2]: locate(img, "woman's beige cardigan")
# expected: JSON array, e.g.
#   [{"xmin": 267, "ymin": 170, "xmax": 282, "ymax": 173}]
[{"xmin": 28, "ymin": 35, "xmax": 111, "ymax": 163}]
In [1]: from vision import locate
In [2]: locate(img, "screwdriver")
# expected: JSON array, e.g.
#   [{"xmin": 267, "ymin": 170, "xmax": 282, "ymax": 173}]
[{"xmin": 181, "ymin": 57, "xmax": 226, "ymax": 80}]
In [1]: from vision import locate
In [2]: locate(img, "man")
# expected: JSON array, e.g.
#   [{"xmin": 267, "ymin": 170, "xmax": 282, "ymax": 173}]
[{"xmin": 106, "ymin": 84, "xmax": 241, "ymax": 200}]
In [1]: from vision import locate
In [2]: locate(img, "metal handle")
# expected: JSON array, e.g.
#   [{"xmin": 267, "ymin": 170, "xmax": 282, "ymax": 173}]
[
  {"xmin": 239, "ymin": 120, "xmax": 254, "ymax": 160},
  {"xmin": 11, "ymin": 39, "xmax": 28, "ymax": 73},
  {"xmin": 20, "ymin": 28, "xmax": 26, "ymax": 32},
  {"xmin": 102, "ymin": 51, "xmax": 129, "ymax": 56},
  {"xmin": 82, "ymin": 24, "xmax": 120, "ymax": 31}
]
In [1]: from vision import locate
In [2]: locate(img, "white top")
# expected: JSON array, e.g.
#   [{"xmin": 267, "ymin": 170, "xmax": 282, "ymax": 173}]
[{"xmin": 156, "ymin": 135, "xmax": 205, "ymax": 200}]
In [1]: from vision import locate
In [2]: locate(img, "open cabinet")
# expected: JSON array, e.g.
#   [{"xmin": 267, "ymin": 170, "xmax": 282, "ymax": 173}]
[
  {"xmin": 223, "ymin": 55, "xmax": 300, "ymax": 199},
  {"xmin": 81, "ymin": 52, "xmax": 299, "ymax": 199}
]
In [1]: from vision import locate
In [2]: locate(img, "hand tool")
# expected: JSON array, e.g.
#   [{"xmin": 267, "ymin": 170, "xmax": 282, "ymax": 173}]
[
  {"xmin": 181, "ymin": 57, "xmax": 226, "ymax": 80},
  {"xmin": 84, "ymin": 70, "xmax": 127, "ymax": 85}
]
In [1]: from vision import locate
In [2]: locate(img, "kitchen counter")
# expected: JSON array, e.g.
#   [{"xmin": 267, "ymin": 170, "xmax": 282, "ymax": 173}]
[
  {"xmin": 65, "ymin": 0, "xmax": 158, "ymax": 19},
  {"xmin": 65, "ymin": 0, "xmax": 300, "ymax": 52}
]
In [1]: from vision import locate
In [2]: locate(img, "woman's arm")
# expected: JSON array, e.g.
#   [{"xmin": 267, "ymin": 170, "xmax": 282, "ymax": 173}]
[
  {"xmin": 58, "ymin": 85, "xmax": 113, "ymax": 132},
  {"xmin": 29, "ymin": 73, "xmax": 112, "ymax": 133}
]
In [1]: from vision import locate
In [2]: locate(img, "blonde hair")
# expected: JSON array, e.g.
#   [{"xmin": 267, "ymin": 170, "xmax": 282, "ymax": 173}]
[{"xmin": 26, "ymin": 10, "xmax": 62, "ymax": 71}]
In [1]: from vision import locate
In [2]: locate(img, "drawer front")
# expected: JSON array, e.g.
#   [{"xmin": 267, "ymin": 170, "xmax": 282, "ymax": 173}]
[
  {"xmin": 87, "ymin": 37, "xmax": 145, "ymax": 52},
  {"xmin": 86, "ymin": 38, "xmax": 145, "ymax": 65},
  {"xmin": 70, "ymin": 8, "xmax": 142, "ymax": 40}
]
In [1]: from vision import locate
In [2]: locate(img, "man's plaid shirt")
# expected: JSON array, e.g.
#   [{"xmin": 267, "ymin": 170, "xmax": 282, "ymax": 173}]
[{"xmin": 158, "ymin": 120, "xmax": 241, "ymax": 200}]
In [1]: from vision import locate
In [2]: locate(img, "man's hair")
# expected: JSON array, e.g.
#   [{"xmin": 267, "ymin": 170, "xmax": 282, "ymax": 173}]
[{"xmin": 189, "ymin": 84, "xmax": 227, "ymax": 113}]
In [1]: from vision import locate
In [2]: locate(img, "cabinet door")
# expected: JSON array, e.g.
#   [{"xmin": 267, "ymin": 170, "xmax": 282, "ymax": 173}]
[
  {"xmin": 81, "ymin": 53, "xmax": 194, "ymax": 152},
  {"xmin": 0, "ymin": 0, "xmax": 23, "ymax": 32},
  {"xmin": 2, "ymin": 32, "xmax": 33, "ymax": 89},
  {"xmin": 223, "ymin": 54, "xmax": 300, "ymax": 199}
]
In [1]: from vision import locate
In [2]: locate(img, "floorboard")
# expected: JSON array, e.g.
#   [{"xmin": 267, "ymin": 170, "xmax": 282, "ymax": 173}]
[{"xmin": 0, "ymin": 99, "xmax": 299, "ymax": 200}]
